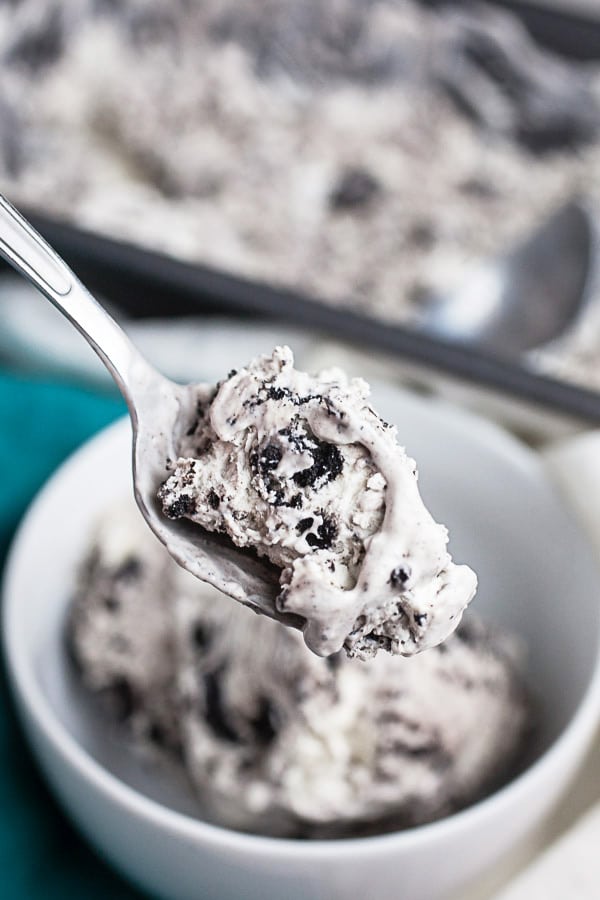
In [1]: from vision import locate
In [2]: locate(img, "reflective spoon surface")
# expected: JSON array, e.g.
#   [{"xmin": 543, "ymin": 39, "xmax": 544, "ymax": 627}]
[
  {"xmin": 0, "ymin": 193, "xmax": 285, "ymax": 620},
  {"xmin": 420, "ymin": 201, "xmax": 594, "ymax": 357}
]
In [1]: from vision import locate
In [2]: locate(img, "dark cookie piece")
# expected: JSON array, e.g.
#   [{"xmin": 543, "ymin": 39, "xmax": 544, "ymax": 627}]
[
  {"xmin": 305, "ymin": 515, "xmax": 338, "ymax": 551},
  {"xmin": 407, "ymin": 222, "xmax": 435, "ymax": 249},
  {"xmin": 329, "ymin": 167, "xmax": 380, "ymax": 211},
  {"xmin": 326, "ymin": 652, "xmax": 343, "ymax": 672},
  {"xmin": 147, "ymin": 722, "xmax": 167, "ymax": 748},
  {"xmin": 115, "ymin": 556, "xmax": 142, "ymax": 581},
  {"xmin": 454, "ymin": 616, "xmax": 482, "ymax": 648},
  {"xmin": 267, "ymin": 386, "xmax": 289, "ymax": 402},
  {"xmin": 463, "ymin": 38, "xmax": 526, "ymax": 103},
  {"xmin": 389, "ymin": 739, "xmax": 452, "ymax": 773},
  {"xmin": 103, "ymin": 596, "xmax": 120, "ymax": 613},
  {"xmin": 192, "ymin": 622, "xmax": 212, "ymax": 651},
  {"xmin": 207, "ymin": 490, "xmax": 220, "ymax": 510},
  {"xmin": 164, "ymin": 493, "xmax": 197, "ymax": 519},
  {"xmin": 517, "ymin": 118, "xmax": 595, "ymax": 155},
  {"xmin": 389, "ymin": 566, "xmax": 410, "ymax": 588},
  {"xmin": 293, "ymin": 441, "xmax": 343, "ymax": 489},
  {"xmin": 249, "ymin": 696, "xmax": 279, "ymax": 746},
  {"xmin": 258, "ymin": 443, "xmax": 283, "ymax": 473},
  {"xmin": 98, "ymin": 676, "xmax": 136, "ymax": 723},
  {"xmin": 296, "ymin": 517, "xmax": 314, "ymax": 535},
  {"xmin": 203, "ymin": 668, "xmax": 239, "ymax": 743},
  {"xmin": 6, "ymin": 6, "xmax": 64, "ymax": 72},
  {"xmin": 251, "ymin": 443, "xmax": 287, "ymax": 506},
  {"xmin": 185, "ymin": 399, "xmax": 208, "ymax": 436},
  {"xmin": 458, "ymin": 177, "xmax": 497, "ymax": 199}
]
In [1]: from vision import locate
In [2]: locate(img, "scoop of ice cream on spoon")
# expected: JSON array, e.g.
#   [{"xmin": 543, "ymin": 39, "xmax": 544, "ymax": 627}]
[
  {"xmin": 159, "ymin": 345, "xmax": 477, "ymax": 658},
  {"xmin": 0, "ymin": 194, "xmax": 476, "ymax": 657}
]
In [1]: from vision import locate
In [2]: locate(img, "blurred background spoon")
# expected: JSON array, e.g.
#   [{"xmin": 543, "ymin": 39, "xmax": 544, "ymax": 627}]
[{"xmin": 419, "ymin": 200, "xmax": 595, "ymax": 356}]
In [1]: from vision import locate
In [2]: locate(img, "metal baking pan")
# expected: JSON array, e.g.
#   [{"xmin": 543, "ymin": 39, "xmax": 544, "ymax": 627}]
[
  {"xmin": 8, "ymin": 0, "xmax": 600, "ymax": 426},
  {"xmin": 15, "ymin": 207, "xmax": 600, "ymax": 430}
]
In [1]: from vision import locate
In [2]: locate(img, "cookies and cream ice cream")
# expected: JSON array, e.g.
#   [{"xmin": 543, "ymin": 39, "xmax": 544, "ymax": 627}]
[
  {"xmin": 159, "ymin": 347, "xmax": 477, "ymax": 659},
  {"xmin": 69, "ymin": 502, "xmax": 531, "ymax": 837},
  {"xmin": 1, "ymin": 0, "xmax": 599, "ymax": 356}
]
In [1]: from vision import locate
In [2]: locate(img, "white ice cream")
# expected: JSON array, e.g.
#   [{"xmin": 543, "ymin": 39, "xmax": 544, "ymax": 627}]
[
  {"xmin": 69, "ymin": 502, "xmax": 530, "ymax": 837},
  {"xmin": 159, "ymin": 346, "xmax": 477, "ymax": 658}
]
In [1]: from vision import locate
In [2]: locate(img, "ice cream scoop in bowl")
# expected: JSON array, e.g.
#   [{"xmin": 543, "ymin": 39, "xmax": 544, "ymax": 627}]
[{"xmin": 4, "ymin": 379, "xmax": 600, "ymax": 900}]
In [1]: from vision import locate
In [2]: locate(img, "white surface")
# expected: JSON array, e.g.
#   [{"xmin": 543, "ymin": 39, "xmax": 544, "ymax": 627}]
[
  {"xmin": 4, "ymin": 385, "xmax": 600, "ymax": 900},
  {"xmin": 543, "ymin": 430, "xmax": 600, "ymax": 559},
  {"xmin": 493, "ymin": 803, "xmax": 600, "ymax": 899}
]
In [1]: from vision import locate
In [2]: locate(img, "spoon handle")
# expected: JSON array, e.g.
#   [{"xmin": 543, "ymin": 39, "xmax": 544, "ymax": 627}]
[{"xmin": 0, "ymin": 193, "xmax": 161, "ymax": 408}]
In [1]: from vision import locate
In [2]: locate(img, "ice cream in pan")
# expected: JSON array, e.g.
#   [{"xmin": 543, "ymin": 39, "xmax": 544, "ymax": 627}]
[{"xmin": 158, "ymin": 346, "xmax": 477, "ymax": 659}]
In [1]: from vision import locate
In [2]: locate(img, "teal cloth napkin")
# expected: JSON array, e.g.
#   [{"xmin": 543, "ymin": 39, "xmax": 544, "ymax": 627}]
[{"xmin": 0, "ymin": 369, "xmax": 146, "ymax": 899}]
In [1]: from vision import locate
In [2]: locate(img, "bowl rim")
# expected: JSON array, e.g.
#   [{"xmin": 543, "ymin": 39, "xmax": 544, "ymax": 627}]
[{"xmin": 4, "ymin": 411, "xmax": 600, "ymax": 861}]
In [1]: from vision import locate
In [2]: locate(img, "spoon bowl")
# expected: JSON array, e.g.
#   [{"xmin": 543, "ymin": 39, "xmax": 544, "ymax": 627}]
[
  {"xmin": 421, "ymin": 200, "xmax": 594, "ymax": 356},
  {"xmin": 131, "ymin": 374, "xmax": 283, "ymax": 618}
]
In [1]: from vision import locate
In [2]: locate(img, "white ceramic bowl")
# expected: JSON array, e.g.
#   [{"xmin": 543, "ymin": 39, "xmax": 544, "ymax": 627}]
[{"xmin": 4, "ymin": 384, "xmax": 600, "ymax": 900}]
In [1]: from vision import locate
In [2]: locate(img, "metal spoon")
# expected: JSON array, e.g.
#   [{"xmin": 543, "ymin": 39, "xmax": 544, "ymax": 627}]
[
  {"xmin": 420, "ymin": 200, "xmax": 594, "ymax": 356},
  {"xmin": 0, "ymin": 193, "xmax": 286, "ymax": 622}
]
